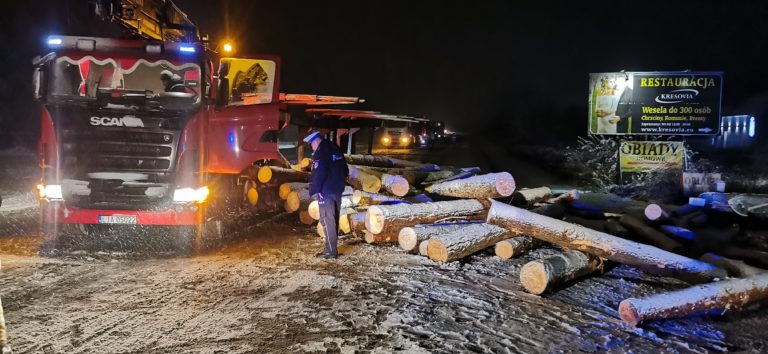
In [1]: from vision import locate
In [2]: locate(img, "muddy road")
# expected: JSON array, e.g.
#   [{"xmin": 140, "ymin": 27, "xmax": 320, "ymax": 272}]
[{"xmin": 2, "ymin": 146, "xmax": 768, "ymax": 353}]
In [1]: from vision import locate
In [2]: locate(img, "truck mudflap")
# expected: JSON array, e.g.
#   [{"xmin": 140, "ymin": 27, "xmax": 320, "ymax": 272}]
[{"xmin": 41, "ymin": 201, "xmax": 201, "ymax": 226}]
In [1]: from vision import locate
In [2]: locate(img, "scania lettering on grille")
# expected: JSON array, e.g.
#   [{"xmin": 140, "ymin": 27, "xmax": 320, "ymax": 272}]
[{"xmin": 89, "ymin": 115, "xmax": 145, "ymax": 127}]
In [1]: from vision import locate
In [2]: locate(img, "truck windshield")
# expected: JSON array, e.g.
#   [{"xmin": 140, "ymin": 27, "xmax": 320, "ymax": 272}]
[{"xmin": 49, "ymin": 55, "xmax": 202, "ymax": 112}]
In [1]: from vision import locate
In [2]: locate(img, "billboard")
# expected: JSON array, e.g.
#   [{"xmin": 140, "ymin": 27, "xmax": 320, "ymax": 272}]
[
  {"xmin": 619, "ymin": 141, "xmax": 684, "ymax": 173},
  {"xmin": 589, "ymin": 72, "xmax": 723, "ymax": 135}
]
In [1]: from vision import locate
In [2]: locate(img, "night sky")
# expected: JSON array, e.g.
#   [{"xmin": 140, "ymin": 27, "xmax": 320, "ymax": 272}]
[{"xmin": 2, "ymin": 1, "xmax": 768, "ymax": 145}]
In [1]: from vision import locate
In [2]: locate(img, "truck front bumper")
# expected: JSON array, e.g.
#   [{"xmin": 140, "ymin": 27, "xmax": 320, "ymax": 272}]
[{"xmin": 41, "ymin": 200, "xmax": 202, "ymax": 226}]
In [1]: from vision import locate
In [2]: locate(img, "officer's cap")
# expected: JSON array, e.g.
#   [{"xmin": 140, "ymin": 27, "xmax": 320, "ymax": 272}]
[{"xmin": 303, "ymin": 130, "xmax": 322, "ymax": 144}]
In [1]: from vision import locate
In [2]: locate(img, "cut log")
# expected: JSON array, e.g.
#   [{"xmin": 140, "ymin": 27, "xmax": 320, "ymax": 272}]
[
  {"xmin": 618, "ymin": 273, "xmax": 768, "ymax": 325},
  {"xmin": 257, "ymin": 166, "xmax": 310, "ymax": 184},
  {"xmin": 398, "ymin": 223, "xmax": 478, "ymax": 252},
  {"xmin": 347, "ymin": 167, "xmax": 382, "ymax": 193},
  {"xmin": 307, "ymin": 196, "xmax": 355, "ymax": 220},
  {"xmin": 352, "ymin": 190, "xmax": 401, "ymax": 205},
  {"xmin": 357, "ymin": 167, "xmax": 410, "ymax": 197},
  {"xmin": 298, "ymin": 211, "xmax": 314, "ymax": 225},
  {"xmin": 366, "ymin": 199, "xmax": 491, "ymax": 235},
  {"xmin": 344, "ymin": 154, "xmax": 424, "ymax": 169},
  {"xmin": 519, "ymin": 250, "xmax": 603, "ymax": 295},
  {"xmin": 279, "ymin": 182, "xmax": 308, "ymax": 200},
  {"xmin": 419, "ymin": 240, "xmax": 430, "ymax": 256},
  {"xmin": 495, "ymin": 236, "xmax": 543, "ymax": 260},
  {"xmin": 644, "ymin": 204, "xmax": 670, "ymax": 222},
  {"xmin": 256, "ymin": 185, "xmax": 282, "ymax": 212},
  {"xmin": 671, "ymin": 204, "xmax": 702, "ymax": 217},
  {"xmin": 364, "ymin": 230, "xmax": 399, "ymax": 244},
  {"xmin": 349, "ymin": 211, "xmax": 367, "ymax": 236},
  {"xmin": 426, "ymin": 223, "xmax": 512, "ymax": 262},
  {"xmin": 425, "ymin": 172, "xmax": 515, "ymax": 199},
  {"xmin": 619, "ymin": 215, "xmax": 683, "ymax": 252},
  {"xmin": 700, "ymin": 253, "xmax": 767, "ymax": 278},
  {"xmin": 486, "ymin": 200, "xmax": 727, "ymax": 283},
  {"xmin": 316, "ymin": 209, "xmax": 355, "ymax": 238},
  {"xmin": 511, "ymin": 187, "xmax": 553, "ymax": 207},
  {"xmin": 284, "ymin": 189, "xmax": 312, "ymax": 213}
]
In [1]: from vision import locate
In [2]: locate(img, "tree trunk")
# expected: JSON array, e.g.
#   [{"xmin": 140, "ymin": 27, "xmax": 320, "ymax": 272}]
[
  {"xmin": 425, "ymin": 172, "xmax": 516, "ymax": 199},
  {"xmin": 426, "ymin": 223, "xmax": 512, "ymax": 262},
  {"xmin": 486, "ymin": 200, "xmax": 727, "ymax": 283},
  {"xmin": 618, "ymin": 273, "xmax": 768, "ymax": 325},
  {"xmin": 298, "ymin": 211, "xmax": 314, "ymax": 225},
  {"xmin": 619, "ymin": 215, "xmax": 683, "ymax": 252},
  {"xmin": 308, "ymin": 196, "xmax": 355, "ymax": 220},
  {"xmin": 519, "ymin": 250, "xmax": 603, "ymax": 295},
  {"xmin": 256, "ymin": 185, "xmax": 282, "ymax": 212},
  {"xmin": 279, "ymin": 182, "xmax": 308, "ymax": 200},
  {"xmin": 364, "ymin": 230, "xmax": 399, "ymax": 244},
  {"xmin": 398, "ymin": 223, "xmax": 477, "ymax": 252},
  {"xmin": 352, "ymin": 190, "xmax": 401, "ymax": 205},
  {"xmin": 357, "ymin": 167, "xmax": 410, "ymax": 197},
  {"xmin": 344, "ymin": 154, "xmax": 425, "ymax": 169},
  {"xmin": 512, "ymin": 187, "xmax": 553, "ymax": 207},
  {"xmin": 284, "ymin": 189, "xmax": 312, "ymax": 213},
  {"xmin": 495, "ymin": 236, "xmax": 543, "ymax": 260},
  {"xmin": 700, "ymin": 253, "xmax": 767, "ymax": 278},
  {"xmin": 425, "ymin": 167, "xmax": 481, "ymax": 185},
  {"xmin": 366, "ymin": 199, "xmax": 491, "ymax": 235},
  {"xmin": 348, "ymin": 167, "xmax": 382, "ymax": 193},
  {"xmin": 257, "ymin": 166, "xmax": 309, "ymax": 184}
]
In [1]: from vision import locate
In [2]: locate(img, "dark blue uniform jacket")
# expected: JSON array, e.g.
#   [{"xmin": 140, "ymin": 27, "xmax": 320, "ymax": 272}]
[{"xmin": 309, "ymin": 139, "xmax": 349, "ymax": 197}]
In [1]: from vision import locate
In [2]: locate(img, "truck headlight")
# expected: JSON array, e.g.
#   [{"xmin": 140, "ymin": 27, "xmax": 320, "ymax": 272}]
[
  {"xmin": 173, "ymin": 186, "xmax": 210, "ymax": 203},
  {"xmin": 38, "ymin": 184, "xmax": 63, "ymax": 199},
  {"xmin": 382, "ymin": 136, "xmax": 391, "ymax": 144},
  {"xmin": 401, "ymin": 136, "xmax": 409, "ymax": 144}
]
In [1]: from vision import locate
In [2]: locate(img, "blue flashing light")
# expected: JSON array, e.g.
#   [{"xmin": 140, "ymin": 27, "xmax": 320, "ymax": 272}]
[
  {"xmin": 179, "ymin": 45, "xmax": 196, "ymax": 53},
  {"xmin": 228, "ymin": 132, "xmax": 236, "ymax": 144},
  {"xmin": 47, "ymin": 37, "xmax": 63, "ymax": 46},
  {"xmin": 749, "ymin": 116, "xmax": 756, "ymax": 138}
]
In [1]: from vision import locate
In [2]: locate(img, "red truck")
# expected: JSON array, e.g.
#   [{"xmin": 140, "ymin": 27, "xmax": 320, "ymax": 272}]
[{"xmin": 33, "ymin": 22, "xmax": 285, "ymax": 249}]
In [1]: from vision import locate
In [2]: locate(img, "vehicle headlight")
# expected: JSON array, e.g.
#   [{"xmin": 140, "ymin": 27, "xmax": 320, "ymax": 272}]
[
  {"xmin": 38, "ymin": 184, "xmax": 63, "ymax": 199},
  {"xmin": 173, "ymin": 186, "xmax": 209, "ymax": 203},
  {"xmin": 382, "ymin": 136, "xmax": 391, "ymax": 143},
  {"xmin": 401, "ymin": 136, "xmax": 409, "ymax": 143}
]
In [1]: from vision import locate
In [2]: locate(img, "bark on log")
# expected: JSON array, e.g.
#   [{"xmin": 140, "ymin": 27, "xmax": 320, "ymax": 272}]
[
  {"xmin": 426, "ymin": 223, "xmax": 512, "ymax": 262},
  {"xmin": 299, "ymin": 157, "xmax": 312, "ymax": 171},
  {"xmin": 619, "ymin": 215, "xmax": 683, "ymax": 252},
  {"xmin": 398, "ymin": 223, "xmax": 477, "ymax": 252},
  {"xmin": 425, "ymin": 172, "xmax": 516, "ymax": 199},
  {"xmin": 279, "ymin": 182, "xmax": 308, "ymax": 200},
  {"xmin": 519, "ymin": 250, "xmax": 603, "ymax": 295},
  {"xmin": 298, "ymin": 211, "xmax": 314, "ymax": 225},
  {"xmin": 357, "ymin": 167, "xmax": 410, "ymax": 197},
  {"xmin": 618, "ymin": 273, "xmax": 768, "ymax": 325},
  {"xmin": 344, "ymin": 154, "xmax": 424, "ymax": 169},
  {"xmin": 256, "ymin": 186, "xmax": 282, "ymax": 212},
  {"xmin": 257, "ymin": 166, "xmax": 310, "ymax": 184},
  {"xmin": 486, "ymin": 200, "xmax": 727, "ymax": 283},
  {"xmin": 659, "ymin": 225, "xmax": 695, "ymax": 241},
  {"xmin": 495, "ymin": 236, "xmax": 543, "ymax": 260},
  {"xmin": 364, "ymin": 230, "xmax": 399, "ymax": 244},
  {"xmin": 352, "ymin": 190, "xmax": 401, "ymax": 205},
  {"xmin": 347, "ymin": 167, "xmax": 382, "ymax": 193},
  {"xmin": 425, "ymin": 167, "xmax": 481, "ymax": 185},
  {"xmin": 512, "ymin": 187, "xmax": 553, "ymax": 207},
  {"xmin": 700, "ymin": 253, "xmax": 767, "ymax": 278},
  {"xmin": 285, "ymin": 189, "xmax": 312, "ymax": 213},
  {"xmin": 366, "ymin": 199, "xmax": 491, "ymax": 235},
  {"xmin": 307, "ymin": 196, "xmax": 355, "ymax": 220}
]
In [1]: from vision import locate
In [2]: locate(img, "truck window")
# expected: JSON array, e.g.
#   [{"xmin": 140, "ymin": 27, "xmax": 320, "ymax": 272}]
[{"xmin": 220, "ymin": 58, "xmax": 276, "ymax": 106}]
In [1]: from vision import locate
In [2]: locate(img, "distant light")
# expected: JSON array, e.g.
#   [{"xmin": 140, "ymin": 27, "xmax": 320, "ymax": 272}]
[
  {"xmin": 223, "ymin": 43, "xmax": 233, "ymax": 52},
  {"xmin": 179, "ymin": 45, "xmax": 196, "ymax": 53},
  {"xmin": 749, "ymin": 116, "xmax": 756, "ymax": 138},
  {"xmin": 47, "ymin": 37, "xmax": 63, "ymax": 47}
]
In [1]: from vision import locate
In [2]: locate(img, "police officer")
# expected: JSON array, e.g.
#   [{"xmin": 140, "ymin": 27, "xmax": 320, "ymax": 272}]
[{"xmin": 304, "ymin": 130, "xmax": 349, "ymax": 259}]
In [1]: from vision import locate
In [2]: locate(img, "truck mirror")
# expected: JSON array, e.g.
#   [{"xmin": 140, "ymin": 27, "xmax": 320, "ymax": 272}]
[
  {"xmin": 32, "ymin": 67, "xmax": 45, "ymax": 100},
  {"xmin": 216, "ymin": 77, "xmax": 229, "ymax": 108}
]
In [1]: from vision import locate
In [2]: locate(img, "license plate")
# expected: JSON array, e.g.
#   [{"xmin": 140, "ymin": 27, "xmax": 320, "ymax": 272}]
[{"xmin": 98, "ymin": 215, "xmax": 138, "ymax": 224}]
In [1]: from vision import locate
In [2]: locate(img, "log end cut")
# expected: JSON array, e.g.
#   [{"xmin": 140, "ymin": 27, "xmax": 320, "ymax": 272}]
[
  {"xmin": 426, "ymin": 239, "xmax": 449, "ymax": 263},
  {"xmin": 618, "ymin": 299, "xmax": 640, "ymax": 325},
  {"xmin": 419, "ymin": 240, "xmax": 430, "ymax": 256},
  {"xmin": 257, "ymin": 166, "xmax": 273, "ymax": 184},
  {"xmin": 285, "ymin": 191, "xmax": 301, "ymax": 213},
  {"xmin": 519, "ymin": 261, "xmax": 551, "ymax": 295},
  {"xmin": 365, "ymin": 206, "xmax": 385, "ymax": 234},
  {"xmin": 308, "ymin": 200, "xmax": 320, "ymax": 220},
  {"xmin": 399, "ymin": 227, "xmax": 418, "ymax": 251},
  {"xmin": 495, "ymin": 240, "xmax": 514, "ymax": 260},
  {"xmin": 495, "ymin": 172, "xmax": 516, "ymax": 197},
  {"xmin": 278, "ymin": 183, "xmax": 292, "ymax": 200},
  {"xmin": 299, "ymin": 211, "xmax": 314, "ymax": 225}
]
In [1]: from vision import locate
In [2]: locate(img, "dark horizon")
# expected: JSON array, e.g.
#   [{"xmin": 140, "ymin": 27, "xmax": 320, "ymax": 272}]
[{"xmin": 2, "ymin": 0, "xmax": 768, "ymax": 144}]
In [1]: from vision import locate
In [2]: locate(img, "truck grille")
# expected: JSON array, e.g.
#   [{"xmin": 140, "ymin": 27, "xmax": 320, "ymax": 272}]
[{"xmin": 60, "ymin": 128, "xmax": 178, "ymax": 174}]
